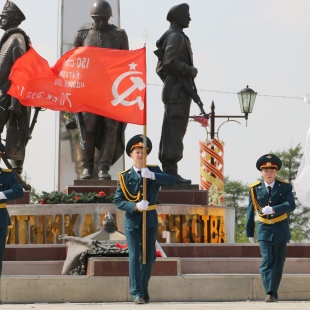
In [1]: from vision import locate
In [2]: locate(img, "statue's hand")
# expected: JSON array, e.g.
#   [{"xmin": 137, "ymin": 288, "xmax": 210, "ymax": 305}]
[
  {"xmin": 190, "ymin": 67, "xmax": 198, "ymax": 78},
  {"xmin": 8, "ymin": 106, "xmax": 22, "ymax": 119}
]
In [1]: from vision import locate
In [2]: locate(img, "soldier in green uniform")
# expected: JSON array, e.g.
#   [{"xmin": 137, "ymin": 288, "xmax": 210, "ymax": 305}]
[
  {"xmin": 0, "ymin": 142, "xmax": 23, "ymax": 276},
  {"xmin": 114, "ymin": 134, "xmax": 175, "ymax": 304},
  {"xmin": 246, "ymin": 154, "xmax": 296, "ymax": 302}
]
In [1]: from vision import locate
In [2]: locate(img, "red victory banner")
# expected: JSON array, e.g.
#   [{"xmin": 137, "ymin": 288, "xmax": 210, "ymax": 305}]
[{"xmin": 8, "ymin": 46, "xmax": 146, "ymax": 125}]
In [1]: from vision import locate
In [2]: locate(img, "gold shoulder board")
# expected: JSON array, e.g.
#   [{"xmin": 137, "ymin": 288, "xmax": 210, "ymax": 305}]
[
  {"xmin": 118, "ymin": 168, "xmax": 130, "ymax": 175},
  {"xmin": 278, "ymin": 179, "xmax": 289, "ymax": 184},
  {"xmin": 1, "ymin": 168, "xmax": 12, "ymax": 172},
  {"xmin": 250, "ymin": 180, "xmax": 261, "ymax": 188}
]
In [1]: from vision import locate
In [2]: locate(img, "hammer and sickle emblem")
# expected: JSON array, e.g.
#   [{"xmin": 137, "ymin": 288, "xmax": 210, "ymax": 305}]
[{"xmin": 111, "ymin": 71, "xmax": 146, "ymax": 110}]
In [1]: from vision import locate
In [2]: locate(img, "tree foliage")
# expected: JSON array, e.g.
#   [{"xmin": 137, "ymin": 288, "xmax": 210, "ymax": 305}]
[{"xmin": 224, "ymin": 176, "xmax": 249, "ymax": 243}]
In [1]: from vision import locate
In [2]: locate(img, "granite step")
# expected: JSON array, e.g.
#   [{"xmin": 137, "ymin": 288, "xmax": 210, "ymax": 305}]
[
  {"xmin": 161, "ymin": 243, "xmax": 310, "ymax": 258},
  {"xmin": 1, "ymin": 274, "xmax": 310, "ymax": 303},
  {"xmin": 3, "ymin": 256, "xmax": 310, "ymax": 276},
  {"xmin": 2, "ymin": 261, "xmax": 64, "ymax": 275},
  {"xmin": 5, "ymin": 244, "xmax": 310, "ymax": 261},
  {"xmin": 180, "ymin": 257, "xmax": 310, "ymax": 274}
]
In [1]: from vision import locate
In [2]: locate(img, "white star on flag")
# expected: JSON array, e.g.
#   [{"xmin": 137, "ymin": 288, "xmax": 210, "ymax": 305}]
[{"xmin": 129, "ymin": 62, "xmax": 137, "ymax": 70}]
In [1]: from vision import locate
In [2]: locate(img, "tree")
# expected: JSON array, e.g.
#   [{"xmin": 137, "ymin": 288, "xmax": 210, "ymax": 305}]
[{"xmin": 224, "ymin": 176, "xmax": 249, "ymax": 242}]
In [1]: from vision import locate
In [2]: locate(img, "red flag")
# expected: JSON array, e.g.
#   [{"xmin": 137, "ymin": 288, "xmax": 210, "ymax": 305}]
[{"xmin": 8, "ymin": 46, "xmax": 146, "ymax": 125}]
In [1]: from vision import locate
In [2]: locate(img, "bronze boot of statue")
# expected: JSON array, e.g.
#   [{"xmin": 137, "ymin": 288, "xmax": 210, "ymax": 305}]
[
  {"xmin": 172, "ymin": 174, "xmax": 191, "ymax": 185},
  {"xmin": 162, "ymin": 162, "xmax": 191, "ymax": 185},
  {"xmin": 81, "ymin": 168, "xmax": 92, "ymax": 179},
  {"xmin": 98, "ymin": 166, "xmax": 111, "ymax": 180}
]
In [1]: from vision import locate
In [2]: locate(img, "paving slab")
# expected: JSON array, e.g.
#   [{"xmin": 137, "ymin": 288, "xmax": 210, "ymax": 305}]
[{"xmin": 0, "ymin": 301, "xmax": 310, "ymax": 310}]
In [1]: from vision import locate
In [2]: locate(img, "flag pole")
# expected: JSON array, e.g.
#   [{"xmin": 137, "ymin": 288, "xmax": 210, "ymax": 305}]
[
  {"xmin": 142, "ymin": 28, "xmax": 148, "ymax": 265},
  {"xmin": 142, "ymin": 127, "xmax": 147, "ymax": 265}
]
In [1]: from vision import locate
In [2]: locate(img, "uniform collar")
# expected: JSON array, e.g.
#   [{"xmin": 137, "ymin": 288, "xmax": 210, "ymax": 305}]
[{"xmin": 264, "ymin": 180, "xmax": 275, "ymax": 189}]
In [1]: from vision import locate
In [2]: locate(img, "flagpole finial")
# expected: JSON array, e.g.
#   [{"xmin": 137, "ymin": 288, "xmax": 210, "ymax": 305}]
[{"xmin": 142, "ymin": 26, "xmax": 148, "ymax": 47}]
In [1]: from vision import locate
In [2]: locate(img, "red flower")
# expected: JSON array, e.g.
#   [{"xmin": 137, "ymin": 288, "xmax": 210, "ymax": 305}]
[
  {"xmin": 74, "ymin": 196, "xmax": 80, "ymax": 200},
  {"xmin": 193, "ymin": 115, "xmax": 209, "ymax": 128},
  {"xmin": 39, "ymin": 201, "xmax": 45, "ymax": 204},
  {"xmin": 97, "ymin": 191, "xmax": 106, "ymax": 197}
]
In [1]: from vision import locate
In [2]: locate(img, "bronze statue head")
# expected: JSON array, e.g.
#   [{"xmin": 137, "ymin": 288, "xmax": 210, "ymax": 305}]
[
  {"xmin": 166, "ymin": 3, "xmax": 190, "ymax": 28},
  {"xmin": 0, "ymin": 1, "xmax": 25, "ymax": 30},
  {"xmin": 90, "ymin": 0, "xmax": 112, "ymax": 31},
  {"xmin": 90, "ymin": 0, "xmax": 112, "ymax": 17}
]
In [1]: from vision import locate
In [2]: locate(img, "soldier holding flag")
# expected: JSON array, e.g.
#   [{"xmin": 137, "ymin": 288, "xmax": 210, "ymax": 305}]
[{"xmin": 115, "ymin": 134, "xmax": 175, "ymax": 304}]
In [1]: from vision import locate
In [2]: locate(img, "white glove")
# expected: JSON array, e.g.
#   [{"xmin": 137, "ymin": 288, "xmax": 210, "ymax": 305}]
[
  {"xmin": 248, "ymin": 237, "xmax": 254, "ymax": 243},
  {"xmin": 0, "ymin": 191, "xmax": 7, "ymax": 200},
  {"xmin": 141, "ymin": 167, "xmax": 154, "ymax": 179},
  {"xmin": 136, "ymin": 200, "xmax": 149, "ymax": 211},
  {"xmin": 262, "ymin": 206, "xmax": 274, "ymax": 215}
]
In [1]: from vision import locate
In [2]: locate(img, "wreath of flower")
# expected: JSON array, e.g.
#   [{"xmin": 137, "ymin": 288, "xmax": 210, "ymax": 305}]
[{"xmin": 33, "ymin": 191, "xmax": 114, "ymax": 205}]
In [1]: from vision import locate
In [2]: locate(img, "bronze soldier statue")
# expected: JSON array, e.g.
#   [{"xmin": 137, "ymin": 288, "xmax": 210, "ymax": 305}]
[
  {"xmin": 155, "ymin": 3, "xmax": 197, "ymax": 185},
  {"xmin": 73, "ymin": 0, "xmax": 129, "ymax": 180},
  {"xmin": 0, "ymin": 0, "xmax": 31, "ymax": 175}
]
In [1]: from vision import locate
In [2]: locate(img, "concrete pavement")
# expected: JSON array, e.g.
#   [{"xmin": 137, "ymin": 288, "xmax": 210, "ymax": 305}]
[{"xmin": 0, "ymin": 302, "xmax": 310, "ymax": 309}]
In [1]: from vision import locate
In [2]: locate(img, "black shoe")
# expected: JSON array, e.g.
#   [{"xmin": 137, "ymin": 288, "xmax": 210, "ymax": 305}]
[
  {"xmin": 144, "ymin": 294, "xmax": 150, "ymax": 303},
  {"xmin": 98, "ymin": 170, "xmax": 111, "ymax": 180},
  {"xmin": 81, "ymin": 168, "xmax": 92, "ymax": 179},
  {"xmin": 172, "ymin": 174, "xmax": 191, "ymax": 184},
  {"xmin": 274, "ymin": 292, "xmax": 279, "ymax": 302},
  {"xmin": 133, "ymin": 296, "xmax": 145, "ymax": 304},
  {"xmin": 265, "ymin": 293, "xmax": 275, "ymax": 302}
]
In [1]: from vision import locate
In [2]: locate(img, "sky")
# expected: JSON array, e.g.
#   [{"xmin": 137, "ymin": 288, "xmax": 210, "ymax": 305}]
[{"xmin": 2, "ymin": 0, "xmax": 310, "ymax": 193}]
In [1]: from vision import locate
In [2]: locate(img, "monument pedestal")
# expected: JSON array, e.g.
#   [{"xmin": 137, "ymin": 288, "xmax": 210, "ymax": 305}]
[
  {"xmin": 7, "ymin": 190, "xmax": 30, "ymax": 205},
  {"xmin": 64, "ymin": 179, "xmax": 208, "ymax": 205}
]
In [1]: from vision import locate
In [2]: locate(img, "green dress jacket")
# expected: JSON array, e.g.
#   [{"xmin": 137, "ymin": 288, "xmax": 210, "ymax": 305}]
[
  {"xmin": 114, "ymin": 165, "xmax": 175, "ymax": 229},
  {"xmin": 246, "ymin": 179, "xmax": 296, "ymax": 242}
]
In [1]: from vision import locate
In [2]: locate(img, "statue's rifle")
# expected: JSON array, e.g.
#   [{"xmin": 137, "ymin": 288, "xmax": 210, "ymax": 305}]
[
  {"xmin": 74, "ymin": 113, "xmax": 85, "ymax": 150},
  {"xmin": 27, "ymin": 107, "xmax": 43, "ymax": 145},
  {"xmin": 177, "ymin": 76, "xmax": 209, "ymax": 117},
  {"xmin": 2, "ymin": 107, "xmax": 43, "ymax": 190}
]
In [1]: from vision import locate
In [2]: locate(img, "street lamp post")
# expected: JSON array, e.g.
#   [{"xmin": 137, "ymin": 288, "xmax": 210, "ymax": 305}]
[
  {"xmin": 191, "ymin": 85, "xmax": 257, "ymax": 203},
  {"xmin": 210, "ymin": 85, "xmax": 257, "ymax": 139}
]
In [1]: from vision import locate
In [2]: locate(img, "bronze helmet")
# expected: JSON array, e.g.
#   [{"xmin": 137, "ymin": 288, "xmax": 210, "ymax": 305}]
[{"xmin": 90, "ymin": 0, "xmax": 112, "ymax": 17}]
